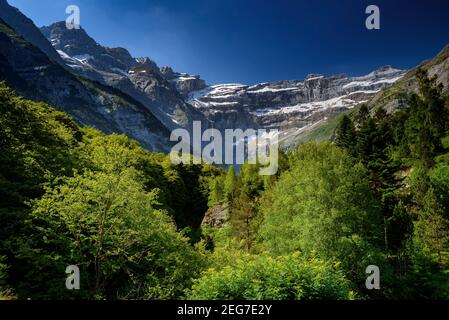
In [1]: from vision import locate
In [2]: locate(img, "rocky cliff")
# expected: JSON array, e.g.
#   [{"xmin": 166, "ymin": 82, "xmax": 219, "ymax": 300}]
[
  {"xmin": 0, "ymin": 17, "xmax": 171, "ymax": 152},
  {"xmin": 188, "ymin": 67, "xmax": 407, "ymax": 138},
  {"xmin": 160, "ymin": 66, "xmax": 206, "ymax": 99},
  {"xmin": 3, "ymin": 0, "xmax": 446, "ymax": 155},
  {"xmin": 41, "ymin": 21, "xmax": 208, "ymax": 131}
]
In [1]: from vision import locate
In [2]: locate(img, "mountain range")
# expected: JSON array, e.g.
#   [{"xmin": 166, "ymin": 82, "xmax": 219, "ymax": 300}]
[{"xmin": 0, "ymin": 0, "xmax": 448, "ymax": 153}]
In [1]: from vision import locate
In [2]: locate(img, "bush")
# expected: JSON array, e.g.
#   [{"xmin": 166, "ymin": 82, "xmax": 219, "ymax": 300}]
[{"xmin": 186, "ymin": 252, "xmax": 355, "ymax": 300}]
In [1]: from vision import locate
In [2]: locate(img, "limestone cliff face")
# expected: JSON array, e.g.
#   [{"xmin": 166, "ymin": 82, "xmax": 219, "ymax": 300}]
[
  {"xmin": 3, "ymin": 0, "xmax": 447, "ymax": 155},
  {"xmin": 160, "ymin": 66, "xmax": 206, "ymax": 99},
  {"xmin": 188, "ymin": 67, "xmax": 406, "ymax": 134}
]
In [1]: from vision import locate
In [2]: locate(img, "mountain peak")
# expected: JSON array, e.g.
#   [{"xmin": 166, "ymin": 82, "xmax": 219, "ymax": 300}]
[
  {"xmin": 41, "ymin": 21, "xmax": 97, "ymax": 52},
  {"xmin": 40, "ymin": 22, "xmax": 137, "ymax": 74},
  {"xmin": 372, "ymin": 65, "xmax": 402, "ymax": 75}
]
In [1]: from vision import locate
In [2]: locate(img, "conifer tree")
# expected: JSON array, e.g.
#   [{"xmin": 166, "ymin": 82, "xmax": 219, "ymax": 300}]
[
  {"xmin": 405, "ymin": 69, "xmax": 448, "ymax": 166},
  {"xmin": 223, "ymin": 165, "xmax": 237, "ymax": 203},
  {"xmin": 208, "ymin": 176, "xmax": 224, "ymax": 207},
  {"xmin": 231, "ymin": 191, "xmax": 257, "ymax": 250},
  {"xmin": 414, "ymin": 187, "xmax": 449, "ymax": 263},
  {"xmin": 335, "ymin": 114, "xmax": 356, "ymax": 154}
]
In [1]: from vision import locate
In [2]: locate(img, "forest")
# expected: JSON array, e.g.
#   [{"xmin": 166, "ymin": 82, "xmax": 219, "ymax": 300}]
[{"xmin": 1, "ymin": 69, "xmax": 449, "ymax": 300}]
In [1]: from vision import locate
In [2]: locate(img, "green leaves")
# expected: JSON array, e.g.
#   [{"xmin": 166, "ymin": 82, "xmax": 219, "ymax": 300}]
[
  {"xmin": 24, "ymin": 156, "xmax": 205, "ymax": 299},
  {"xmin": 186, "ymin": 253, "xmax": 354, "ymax": 300},
  {"xmin": 259, "ymin": 143, "xmax": 385, "ymax": 287},
  {"xmin": 0, "ymin": 82, "xmax": 208, "ymax": 299}
]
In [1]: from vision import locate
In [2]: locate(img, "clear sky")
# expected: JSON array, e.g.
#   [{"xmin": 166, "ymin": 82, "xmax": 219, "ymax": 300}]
[{"xmin": 7, "ymin": 0, "xmax": 449, "ymax": 85}]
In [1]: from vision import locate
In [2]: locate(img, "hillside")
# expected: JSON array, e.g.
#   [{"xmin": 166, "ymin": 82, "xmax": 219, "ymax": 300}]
[
  {"xmin": 290, "ymin": 44, "xmax": 449, "ymax": 146},
  {"xmin": 0, "ymin": 17, "xmax": 172, "ymax": 152}
]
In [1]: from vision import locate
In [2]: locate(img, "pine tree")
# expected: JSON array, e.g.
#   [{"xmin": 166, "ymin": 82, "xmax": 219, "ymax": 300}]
[
  {"xmin": 335, "ymin": 114, "xmax": 356, "ymax": 154},
  {"xmin": 208, "ymin": 176, "xmax": 224, "ymax": 207},
  {"xmin": 355, "ymin": 112, "xmax": 403, "ymax": 250},
  {"xmin": 354, "ymin": 104, "xmax": 370, "ymax": 128},
  {"xmin": 231, "ymin": 191, "xmax": 257, "ymax": 250},
  {"xmin": 240, "ymin": 162, "xmax": 264, "ymax": 197},
  {"xmin": 223, "ymin": 166, "xmax": 237, "ymax": 203},
  {"xmin": 405, "ymin": 69, "xmax": 448, "ymax": 166},
  {"xmin": 414, "ymin": 187, "xmax": 449, "ymax": 263}
]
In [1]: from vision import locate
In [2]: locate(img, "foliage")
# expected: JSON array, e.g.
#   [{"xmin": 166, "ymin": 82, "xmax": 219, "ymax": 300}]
[
  {"xmin": 0, "ymin": 83, "xmax": 207, "ymax": 299},
  {"xmin": 0, "ymin": 255, "xmax": 16, "ymax": 300},
  {"xmin": 259, "ymin": 143, "xmax": 385, "ymax": 287},
  {"xmin": 15, "ymin": 167, "xmax": 205, "ymax": 299},
  {"xmin": 2, "ymin": 68, "xmax": 449, "ymax": 300},
  {"xmin": 186, "ymin": 252, "xmax": 355, "ymax": 300}
]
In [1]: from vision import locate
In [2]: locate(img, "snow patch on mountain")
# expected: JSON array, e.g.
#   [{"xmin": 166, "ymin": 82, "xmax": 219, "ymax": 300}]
[
  {"xmin": 73, "ymin": 54, "xmax": 94, "ymax": 63},
  {"xmin": 188, "ymin": 66, "xmax": 406, "ymax": 133}
]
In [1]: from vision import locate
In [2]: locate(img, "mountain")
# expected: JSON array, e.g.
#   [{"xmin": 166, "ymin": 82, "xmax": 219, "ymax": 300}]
[
  {"xmin": 290, "ymin": 44, "xmax": 449, "ymax": 146},
  {"xmin": 0, "ymin": 16, "xmax": 171, "ymax": 152},
  {"xmin": 188, "ymin": 66, "xmax": 407, "ymax": 146},
  {"xmin": 367, "ymin": 44, "xmax": 449, "ymax": 113},
  {"xmin": 41, "ymin": 21, "xmax": 208, "ymax": 131},
  {"xmin": 0, "ymin": 0, "xmax": 64, "ymax": 65},
  {"xmin": 2, "ymin": 0, "xmax": 447, "ymax": 154}
]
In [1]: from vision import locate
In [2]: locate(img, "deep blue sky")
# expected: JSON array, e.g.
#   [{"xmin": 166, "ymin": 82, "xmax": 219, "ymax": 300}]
[{"xmin": 7, "ymin": 0, "xmax": 449, "ymax": 84}]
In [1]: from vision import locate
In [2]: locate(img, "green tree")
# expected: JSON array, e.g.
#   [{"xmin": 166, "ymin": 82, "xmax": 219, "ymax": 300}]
[
  {"xmin": 223, "ymin": 166, "xmax": 237, "ymax": 202},
  {"xmin": 208, "ymin": 176, "xmax": 224, "ymax": 207},
  {"xmin": 260, "ymin": 143, "xmax": 386, "ymax": 286},
  {"xmin": 405, "ymin": 69, "xmax": 448, "ymax": 166},
  {"xmin": 15, "ymin": 167, "xmax": 205, "ymax": 299},
  {"xmin": 354, "ymin": 104, "xmax": 370, "ymax": 128},
  {"xmin": 240, "ymin": 162, "xmax": 264, "ymax": 197},
  {"xmin": 231, "ymin": 191, "xmax": 258, "ymax": 250},
  {"xmin": 335, "ymin": 114, "xmax": 356, "ymax": 154},
  {"xmin": 414, "ymin": 187, "xmax": 449, "ymax": 263},
  {"xmin": 0, "ymin": 255, "xmax": 15, "ymax": 300}
]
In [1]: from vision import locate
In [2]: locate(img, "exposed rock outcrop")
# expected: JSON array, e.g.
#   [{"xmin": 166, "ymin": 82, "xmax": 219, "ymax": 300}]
[
  {"xmin": 201, "ymin": 204, "xmax": 229, "ymax": 229},
  {"xmin": 161, "ymin": 66, "xmax": 206, "ymax": 98},
  {"xmin": 188, "ymin": 67, "xmax": 407, "ymax": 144}
]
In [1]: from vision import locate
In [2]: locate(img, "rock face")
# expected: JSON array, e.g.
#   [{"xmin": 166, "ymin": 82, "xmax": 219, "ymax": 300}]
[
  {"xmin": 160, "ymin": 66, "xmax": 206, "ymax": 98},
  {"xmin": 201, "ymin": 204, "xmax": 229, "ymax": 229},
  {"xmin": 0, "ymin": 17, "xmax": 171, "ymax": 152},
  {"xmin": 189, "ymin": 67, "xmax": 407, "ymax": 134},
  {"xmin": 0, "ymin": 0, "xmax": 64, "ymax": 66},
  {"xmin": 286, "ymin": 44, "xmax": 449, "ymax": 147},
  {"xmin": 41, "ymin": 22, "xmax": 208, "ymax": 131},
  {"xmin": 367, "ymin": 45, "xmax": 449, "ymax": 114},
  {"xmin": 38, "ymin": 19, "xmax": 408, "ymax": 148}
]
